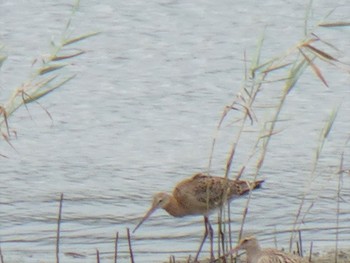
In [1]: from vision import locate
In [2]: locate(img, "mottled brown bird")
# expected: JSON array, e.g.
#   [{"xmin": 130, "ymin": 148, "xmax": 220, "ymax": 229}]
[
  {"xmin": 133, "ymin": 173, "xmax": 264, "ymax": 261},
  {"xmin": 229, "ymin": 236, "xmax": 305, "ymax": 263}
]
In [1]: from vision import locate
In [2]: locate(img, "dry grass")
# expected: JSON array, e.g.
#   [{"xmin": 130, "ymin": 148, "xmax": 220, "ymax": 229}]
[
  {"xmin": 45, "ymin": 2, "xmax": 350, "ymax": 263},
  {"xmin": 1, "ymin": 1, "xmax": 350, "ymax": 263},
  {"xmin": 0, "ymin": 0, "xmax": 98, "ymax": 156},
  {"xmin": 203, "ymin": 1, "xmax": 350, "ymax": 262}
]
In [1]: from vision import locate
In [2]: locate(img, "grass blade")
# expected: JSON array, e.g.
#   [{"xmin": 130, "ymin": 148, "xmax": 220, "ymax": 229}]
[
  {"xmin": 305, "ymin": 44, "xmax": 338, "ymax": 61},
  {"xmin": 284, "ymin": 58, "xmax": 308, "ymax": 94},
  {"xmin": 250, "ymin": 28, "xmax": 266, "ymax": 77},
  {"xmin": 38, "ymin": 64, "xmax": 67, "ymax": 75},
  {"xmin": 30, "ymin": 74, "xmax": 76, "ymax": 102},
  {"xmin": 63, "ymin": 32, "xmax": 100, "ymax": 46},
  {"xmin": 319, "ymin": 21, "xmax": 350, "ymax": 27},
  {"xmin": 299, "ymin": 47, "xmax": 329, "ymax": 87},
  {"xmin": 52, "ymin": 50, "xmax": 85, "ymax": 61},
  {"xmin": 304, "ymin": 0, "xmax": 313, "ymax": 36}
]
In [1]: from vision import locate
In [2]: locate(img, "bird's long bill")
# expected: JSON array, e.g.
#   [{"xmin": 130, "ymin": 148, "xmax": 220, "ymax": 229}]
[
  {"xmin": 226, "ymin": 245, "xmax": 240, "ymax": 256},
  {"xmin": 132, "ymin": 205, "xmax": 157, "ymax": 233}
]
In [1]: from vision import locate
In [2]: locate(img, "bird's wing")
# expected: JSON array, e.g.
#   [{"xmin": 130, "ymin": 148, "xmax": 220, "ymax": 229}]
[
  {"xmin": 259, "ymin": 249, "xmax": 302, "ymax": 263},
  {"xmin": 174, "ymin": 174, "xmax": 230, "ymax": 210},
  {"xmin": 172, "ymin": 173, "xmax": 264, "ymax": 213},
  {"xmin": 257, "ymin": 254, "xmax": 278, "ymax": 263}
]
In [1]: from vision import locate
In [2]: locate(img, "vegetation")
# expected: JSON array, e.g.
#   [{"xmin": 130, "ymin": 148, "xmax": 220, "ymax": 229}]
[
  {"xmin": 0, "ymin": 0, "xmax": 98, "ymax": 157},
  {"xmin": 205, "ymin": 4, "xmax": 350, "ymax": 263},
  {"xmin": 1, "ymin": 1, "xmax": 349, "ymax": 263}
]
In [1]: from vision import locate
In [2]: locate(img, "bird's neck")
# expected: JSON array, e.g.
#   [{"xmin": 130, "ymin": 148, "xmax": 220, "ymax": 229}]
[
  {"xmin": 163, "ymin": 195, "xmax": 188, "ymax": 217},
  {"xmin": 246, "ymin": 244, "xmax": 262, "ymax": 262}
]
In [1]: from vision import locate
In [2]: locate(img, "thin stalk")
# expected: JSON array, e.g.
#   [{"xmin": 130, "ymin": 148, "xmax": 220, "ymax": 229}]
[
  {"xmin": 96, "ymin": 249, "xmax": 100, "ymax": 263},
  {"xmin": 56, "ymin": 193, "xmax": 64, "ymax": 263},
  {"xmin": 296, "ymin": 241, "xmax": 300, "ymax": 257},
  {"xmin": 114, "ymin": 232, "xmax": 119, "ymax": 263},
  {"xmin": 127, "ymin": 228, "xmax": 135, "ymax": 263},
  {"xmin": 309, "ymin": 241, "xmax": 313, "ymax": 262},
  {"xmin": 304, "ymin": 0, "xmax": 313, "ymax": 36},
  {"xmin": 298, "ymin": 230, "xmax": 303, "ymax": 257},
  {"xmin": 290, "ymin": 106, "xmax": 339, "ymax": 250},
  {"xmin": 334, "ymin": 136, "xmax": 349, "ymax": 262},
  {"xmin": 335, "ymin": 174, "xmax": 341, "ymax": 263},
  {"xmin": 0, "ymin": 244, "xmax": 4, "ymax": 263}
]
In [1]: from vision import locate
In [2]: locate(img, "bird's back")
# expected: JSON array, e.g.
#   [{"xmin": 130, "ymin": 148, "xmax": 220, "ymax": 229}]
[
  {"xmin": 173, "ymin": 173, "xmax": 263, "ymax": 215},
  {"xmin": 252, "ymin": 248, "xmax": 304, "ymax": 263}
]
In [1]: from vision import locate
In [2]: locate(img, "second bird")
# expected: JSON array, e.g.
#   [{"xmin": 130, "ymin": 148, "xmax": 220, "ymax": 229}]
[
  {"xmin": 133, "ymin": 172, "xmax": 264, "ymax": 261},
  {"xmin": 229, "ymin": 236, "xmax": 306, "ymax": 263}
]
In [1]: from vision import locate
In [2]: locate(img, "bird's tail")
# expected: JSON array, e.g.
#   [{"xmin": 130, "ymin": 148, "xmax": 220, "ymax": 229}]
[
  {"xmin": 251, "ymin": 179, "xmax": 264, "ymax": 189},
  {"xmin": 233, "ymin": 179, "xmax": 264, "ymax": 196}
]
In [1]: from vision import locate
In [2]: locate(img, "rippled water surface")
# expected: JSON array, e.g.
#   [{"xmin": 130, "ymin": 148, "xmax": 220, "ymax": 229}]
[{"xmin": 1, "ymin": 1, "xmax": 350, "ymax": 262}]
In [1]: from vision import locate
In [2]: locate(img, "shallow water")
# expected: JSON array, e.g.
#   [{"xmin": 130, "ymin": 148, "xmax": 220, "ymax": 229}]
[{"xmin": 1, "ymin": 1, "xmax": 350, "ymax": 262}]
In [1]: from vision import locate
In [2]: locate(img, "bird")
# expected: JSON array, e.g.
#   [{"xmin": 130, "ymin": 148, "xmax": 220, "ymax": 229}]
[
  {"xmin": 133, "ymin": 172, "xmax": 264, "ymax": 262},
  {"xmin": 228, "ymin": 236, "xmax": 305, "ymax": 263}
]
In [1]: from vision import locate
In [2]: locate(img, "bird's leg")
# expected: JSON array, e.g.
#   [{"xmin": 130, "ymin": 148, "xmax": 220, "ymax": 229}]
[
  {"xmin": 194, "ymin": 216, "xmax": 209, "ymax": 262},
  {"xmin": 217, "ymin": 211, "xmax": 226, "ymax": 259},
  {"xmin": 227, "ymin": 201, "xmax": 233, "ymax": 262}
]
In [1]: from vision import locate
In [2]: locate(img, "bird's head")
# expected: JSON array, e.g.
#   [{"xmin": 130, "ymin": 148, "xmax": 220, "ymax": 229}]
[
  {"xmin": 238, "ymin": 236, "xmax": 258, "ymax": 250},
  {"xmin": 151, "ymin": 192, "xmax": 171, "ymax": 209},
  {"xmin": 133, "ymin": 192, "xmax": 170, "ymax": 233},
  {"xmin": 228, "ymin": 236, "xmax": 259, "ymax": 254}
]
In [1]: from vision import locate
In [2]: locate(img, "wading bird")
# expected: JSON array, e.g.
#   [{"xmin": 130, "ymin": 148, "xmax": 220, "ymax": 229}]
[
  {"xmin": 229, "ymin": 236, "xmax": 305, "ymax": 263},
  {"xmin": 133, "ymin": 173, "xmax": 264, "ymax": 261}
]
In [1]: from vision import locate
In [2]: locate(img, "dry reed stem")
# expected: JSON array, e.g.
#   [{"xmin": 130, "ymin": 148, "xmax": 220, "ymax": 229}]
[
  {"xmin": 96, "ymin": 249, "xmax": 100, "ymax": 263},
  {"xmin": 114, "ymin": 232, "xmax": 119, "ymax": 263},
  {"xmin": 127, "ymin": 228, "xmax": 135, "ymax": 263},
  {"xmin": 56, "ymin": 193, "xmax": 64, "ymax": 263},
  {"xmin": 309, "ymin": 241, "xmax": 313, "ymax": 262},
  {"xmin": 0, "ymin": 244, "xmax": 4, "ymax": 263},
  {"xmin": 298, "ymin": 230, "xmax": 303, "ymax": 257},
  {"xmin": 335, "ymin": 166, "xmax": 342, "ymax": 263}
]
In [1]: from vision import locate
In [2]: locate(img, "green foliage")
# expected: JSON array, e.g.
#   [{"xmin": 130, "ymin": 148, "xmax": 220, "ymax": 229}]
[{"xmin": 0, "ymin": 0, "xmax": 98, "ymax": 149}]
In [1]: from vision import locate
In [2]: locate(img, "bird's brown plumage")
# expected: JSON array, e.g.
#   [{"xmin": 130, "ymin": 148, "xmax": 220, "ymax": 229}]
[
  {"xmin": 133, "ymin": 173, "xmax": 264, "ymax": 261},
  {"xmin": 230, "ymin": 236, "xmax": 305, "ymax": 263},
  {"xmin": 172, "ymin": 173, "xmax": 264, "ymax": 215}
]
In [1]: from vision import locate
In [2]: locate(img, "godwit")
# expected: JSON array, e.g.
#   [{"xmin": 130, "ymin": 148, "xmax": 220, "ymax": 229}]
[
  {"xmin": 133, "ymin": 172, "xmax": 264, "ymax": 261},
  {"xmin": 229, "ymin": 236, "xmax": 305, "ymax": 263}
]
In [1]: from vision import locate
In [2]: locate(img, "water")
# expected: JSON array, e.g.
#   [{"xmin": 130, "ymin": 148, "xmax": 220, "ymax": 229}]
[{"xmin": 1, "ymin": 0, "xmax": 350, "ymax": 262}]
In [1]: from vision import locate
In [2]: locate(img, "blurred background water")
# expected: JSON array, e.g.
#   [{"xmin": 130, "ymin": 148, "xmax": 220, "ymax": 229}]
[{"xmin": 0, "ymin": 0, "xmax": 350, "ymax": 262}]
